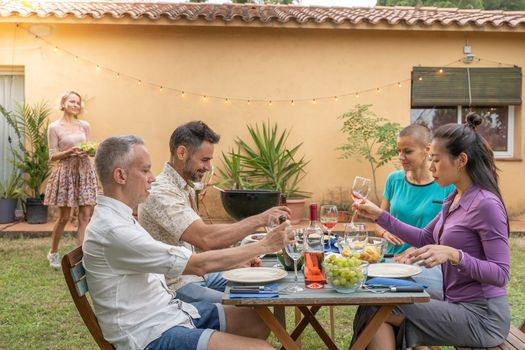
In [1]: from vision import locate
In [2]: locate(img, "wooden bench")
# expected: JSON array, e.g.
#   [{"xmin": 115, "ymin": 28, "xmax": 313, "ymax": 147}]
[
  {"xmin": 456, "ymin": 320, "xmax": 525, "ymax": 350},
  {"xmin": 62, "ymin": 246, "xmax": 114, "ymax": 350}
]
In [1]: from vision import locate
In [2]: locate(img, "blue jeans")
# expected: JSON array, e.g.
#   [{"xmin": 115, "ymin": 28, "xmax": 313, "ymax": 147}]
[
  {"xmin": 176, "ymin": 272, "xmax": 228, "ymax": 304},
  {"xmin": 412, "ymin": 265, "xmax": 443, "ymax": 300},
  {"xmin": 145, "ymin": 301, "xmax": 226, "ymax": 350}
]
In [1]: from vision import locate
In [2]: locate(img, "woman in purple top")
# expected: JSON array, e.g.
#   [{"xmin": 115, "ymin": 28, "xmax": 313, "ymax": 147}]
[{"xmin": 351, "ymin": 113, "xmax": 510, "ymax": 349}]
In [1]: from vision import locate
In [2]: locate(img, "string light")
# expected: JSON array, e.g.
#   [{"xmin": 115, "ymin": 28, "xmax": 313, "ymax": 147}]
[{"xmin": 23, "ymin": 24, "xmax": 510, "ymax": 106}]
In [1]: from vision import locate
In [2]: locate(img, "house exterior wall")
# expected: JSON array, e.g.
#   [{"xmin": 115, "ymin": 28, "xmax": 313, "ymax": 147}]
[{"xmin": 0, "ymin": 22, "xmax": 524, "ymax": 218}]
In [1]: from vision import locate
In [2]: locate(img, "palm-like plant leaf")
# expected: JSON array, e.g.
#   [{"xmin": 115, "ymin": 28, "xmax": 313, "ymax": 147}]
[{"xmin": 0, "ymin": 102, "xmax": 51, "ymax": 198}]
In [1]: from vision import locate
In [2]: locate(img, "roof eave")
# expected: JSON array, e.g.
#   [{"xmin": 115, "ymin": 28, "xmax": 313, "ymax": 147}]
[{"xmin": 1, "ymin": 15, "xmax": 525, "ymax": 33}]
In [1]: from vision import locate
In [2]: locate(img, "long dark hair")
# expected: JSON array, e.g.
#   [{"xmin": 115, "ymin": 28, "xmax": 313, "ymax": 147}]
[{"xmin": 433, "ymin": 112, "xmax": 509, "ymax": 234}]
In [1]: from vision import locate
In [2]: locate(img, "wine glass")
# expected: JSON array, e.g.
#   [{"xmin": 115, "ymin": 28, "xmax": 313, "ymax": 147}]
[
  {"xmin": 320, "ymin": 205, "xmax": 338, "ymax": 253},
  {"xmin": 282, "ymin": 228, "xmax": 304, "ymax": 293},
  {"xmin": 350, "ymin": 176, "xmax": 371, "ymax": 225},
  {"xmin": 343, "ymin": 223, "xmax": 368, "ymax": 254},
  {"xmin": 266, "ymin": 214, "xmax": 281, "ymax": 267}
]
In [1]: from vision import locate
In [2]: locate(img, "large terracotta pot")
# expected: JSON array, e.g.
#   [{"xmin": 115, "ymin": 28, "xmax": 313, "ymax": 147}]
[{"xmin": 286, "ymin": 198, "xmax": 306, "ymax": 224}]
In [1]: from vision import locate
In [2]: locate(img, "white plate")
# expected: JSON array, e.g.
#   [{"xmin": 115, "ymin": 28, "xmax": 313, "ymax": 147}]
[
  {"xmin": 367, "ymin": 263, "xmax": 422, "ymax": 278},
  {"xmin": 242, "ymin": 233, "xmax": 267, "ymax": 244},
  {"xmin": 222, "ymin": 267, "xmax": 288, "ymax": 283}
]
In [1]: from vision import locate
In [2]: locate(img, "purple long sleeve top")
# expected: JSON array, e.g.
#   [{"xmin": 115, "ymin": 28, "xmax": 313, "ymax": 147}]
[{"xmin": 376, "ymin": 185, "xmax": 510, "ymax": 303}]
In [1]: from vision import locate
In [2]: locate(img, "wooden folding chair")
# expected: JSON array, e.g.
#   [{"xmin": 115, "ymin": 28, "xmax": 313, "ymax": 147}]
[{"xmin": 62, "ymin": 246, "xmax": 114, "ymax": 350}]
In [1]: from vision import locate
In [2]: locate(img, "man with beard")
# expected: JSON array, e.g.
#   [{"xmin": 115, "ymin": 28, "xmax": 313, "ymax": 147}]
[{"xmin": 139, "ymin": 121, "xmax": 290, "ymax": 303}]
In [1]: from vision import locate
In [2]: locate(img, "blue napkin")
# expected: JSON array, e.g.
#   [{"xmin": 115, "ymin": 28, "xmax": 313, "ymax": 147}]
[
  {"xmin": 365, "ymin": 277, "xmax": 428, "ymax": 289},
  {"xmin": 229, "ymin": 283, "xmax": 279, "ymax": 299},
  {"xmin": 324, "ymin": 236, "xmax": 339, "ymax": 253}
]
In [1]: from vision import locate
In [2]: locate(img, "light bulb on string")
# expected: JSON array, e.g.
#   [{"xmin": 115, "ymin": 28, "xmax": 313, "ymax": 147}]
[
  {"xmin": 138, "ymin": 80, "xmax": 142, "ymax": 86},
  {"xmin": 203, "ymin": 96, "xmax": 207, "ymax": 102},
  {"xmin": 418, "ymin": 76, "xmax": 423, "ymax": 81},
  {"xmin": 225, "ymin": 98, "xmax": 229, "ymax": 104},
  {"xmin": 159, "ymin": 86, "xmax": 163, "ymax": 92},
  {"xmin": 334, "ymin": 96, "xmax": 339, "ymax": 102},
  {"xmin": 74, "ymin": 56, "xmax": 78, "ymax": 62},
  {"xmin": 312, "ymin": 98, "xmax": 317, "ymax": 105},
  {"xmin": 247, "ymin": 100, "xmax": 251, "ymax": 105},
  {"xmin": 181, "ymin": 91, "xmax": 185, "ymax": 97},
  {"xmin": 53, "ymin": 46, "xmax": 58, "ymax": 52},
  {"xmin": 96, "ymin": 65, "xmax": 101, "ymax": 71},
  {"xmin": 438, "ymin": 68, "xmax": 444, "ymax": 73},
  {"xmin": 116, "ymin": 73, "xmax": 120, "ymax": 79},
  {"xmin": 355, "ymin": 92, "xmax": 359, "ymax": 98},
  {"xmin": 268, "ymin": 101, "xmax": 272, "ymax": 106},
  {"xmin": 397, "ymin": 82, "xmax": 402, "ymax": 88},
  {"xmin": 291, "ymin": 100, "xmax": 295, "ymax": 106},
  {"xmin": 376, "ymin": 88, "xmax": 381, "ymax": 93}
]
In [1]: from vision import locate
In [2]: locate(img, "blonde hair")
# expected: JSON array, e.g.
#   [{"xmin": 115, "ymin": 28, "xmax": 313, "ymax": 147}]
[{"xmin": 58, "ymin": 90, "xmax": 84, "ymax": 115}]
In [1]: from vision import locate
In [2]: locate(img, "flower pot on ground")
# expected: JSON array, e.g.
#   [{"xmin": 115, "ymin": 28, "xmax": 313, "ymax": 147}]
[
  {"xmin": 1, "ymin": 102, "xmax": 51, "ymax": 224},
  {"xmin": 285, "ymin": 197, "xmax": 306, "ymax": 224},
  {"xmin": 0, "ymin": 170, "xmax": 24, "ymax": 224}
]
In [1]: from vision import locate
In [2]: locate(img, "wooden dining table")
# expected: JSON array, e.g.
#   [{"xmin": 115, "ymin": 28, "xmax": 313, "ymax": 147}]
[{"xmin": 222, "ymin": 265, "xmax": 430, "ymax": 350}]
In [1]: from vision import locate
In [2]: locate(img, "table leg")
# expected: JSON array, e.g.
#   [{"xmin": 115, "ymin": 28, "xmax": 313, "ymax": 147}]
[
  {"xmin": 294, "ymin": 307, "xmax": 302, "ymax": 349},
  {"xmin": 255, "ymin": 306, "xmax": 299, "ymax": 350},
  {"xmin": 298, "ymin": 306, "xmax": 339, "ymax": 350},
  {"xmin": 281, "ymin": 306, "xmax": 322, "ymax": 350},
  {"xmin": 274, "ymin": 305, "xmax": 286, "ymax": 329},
  {"xmin": 349, "ymin": 305, "xmax": 395, "ymax": 350}
]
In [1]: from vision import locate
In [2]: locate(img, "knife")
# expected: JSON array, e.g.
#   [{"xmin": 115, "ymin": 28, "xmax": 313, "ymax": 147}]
[
  {"xmin": 231, "ymin": 285, "xmax": 265, "ymax": 290},
  {"xmin": 230, "ymin": 289, "xmax": 277, "ymax": 294},
  {"xmin": 389, "ymin": 286, "xmax": 424, "ymax": 292}
]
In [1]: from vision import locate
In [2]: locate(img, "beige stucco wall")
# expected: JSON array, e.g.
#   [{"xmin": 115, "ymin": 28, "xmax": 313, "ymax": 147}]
[{"xmin": 1, "ymin": 21, "xmax": 524, "ymax": 218}]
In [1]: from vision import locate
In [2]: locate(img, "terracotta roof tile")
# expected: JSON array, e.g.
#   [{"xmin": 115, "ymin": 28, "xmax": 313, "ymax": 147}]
[{"xmin": 1, "ymin": 1, "xmax": 525, "ymax": 29}]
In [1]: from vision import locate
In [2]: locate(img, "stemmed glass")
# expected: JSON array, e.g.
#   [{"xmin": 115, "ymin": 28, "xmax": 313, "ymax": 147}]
[
  {"xmin": 350, "ymin": 176, "xmax": 371, "ymax": 225},
  {"xmin": 266, "ymin": 214, "xmax": 281, "ymax": 267},
  {"xmin": 320, "ymin": 205, "xmax": 338, "ymax": 253},
  {"xmin": 282, "ymin": 228, "xmax": 304, "ymax": 293},
  {"xmin": 343, "ymin": 223, "xmax": 368, "ymax": 254}
]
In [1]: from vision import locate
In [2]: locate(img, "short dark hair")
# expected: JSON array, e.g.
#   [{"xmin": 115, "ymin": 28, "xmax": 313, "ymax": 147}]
[{"xmin": 169, "ymin": 121, "xmax": 220, "ymax": 155}]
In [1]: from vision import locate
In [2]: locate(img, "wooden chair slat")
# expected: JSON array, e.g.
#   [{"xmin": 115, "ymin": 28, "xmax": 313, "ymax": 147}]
[
  {"xmin": 510, "ymin": 325, "xmax": 525, "ymax": 344},
  {"xmin": 505, "ymin": 331, "xmax": 524, "ymax": 350},
  {"xmin": 62, "ymin": 246, "xmax": 114, "ymax": 350}
]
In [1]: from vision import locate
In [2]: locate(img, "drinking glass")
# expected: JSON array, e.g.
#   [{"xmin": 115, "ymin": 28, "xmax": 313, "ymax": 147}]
[
  {"xmin": 266, "ymin": 214, "xmax": 281, "ymax": 267},
  {"xmin": 350, "ymin": 176, "xmax": 371, "ymax": 225},
  {"xmin": 343, "ymin": 223, "xmax": 368, "ymax": 254},
  {"xmin": 282, "ymin": 228, "xmax": 304, "ymax": 293},
  {"xmin": 320, "ymin": 205, "xmax": 338, "ymax": 253}
]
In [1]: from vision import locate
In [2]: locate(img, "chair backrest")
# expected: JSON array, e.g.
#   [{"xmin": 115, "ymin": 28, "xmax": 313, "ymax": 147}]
[{"xmin": 62, "ymin": 246, "xmax": 114, "ymax": 350}]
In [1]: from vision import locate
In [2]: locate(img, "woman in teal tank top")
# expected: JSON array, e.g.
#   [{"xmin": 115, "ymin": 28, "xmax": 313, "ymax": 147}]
[{"xmin": 380, "ymin": 124, "xmax": 454, "ymax": 299}]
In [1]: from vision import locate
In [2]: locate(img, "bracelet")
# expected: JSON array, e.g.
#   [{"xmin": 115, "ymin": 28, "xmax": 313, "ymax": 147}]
[{"xmin": 378, "ymin": 230, "xmax": 386, "ymax": 238}]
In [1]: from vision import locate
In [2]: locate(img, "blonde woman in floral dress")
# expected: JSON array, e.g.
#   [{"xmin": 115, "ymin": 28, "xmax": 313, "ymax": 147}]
[{"xmin": 44, "ymin": 91, "xmax": 97, "ymax": 269}]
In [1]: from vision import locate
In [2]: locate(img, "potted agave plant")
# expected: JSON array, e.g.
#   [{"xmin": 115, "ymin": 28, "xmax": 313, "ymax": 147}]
[
  {"xmin": 1, "ymin": 102, "xmax": 51, "ymax": 224},
  {"xmin": 0, "ymin": 170, "xmax": 24, "ymax": 224},
  {"xmin": 216, "ymin": 121, "xmax": 309, "ymax": 222}
]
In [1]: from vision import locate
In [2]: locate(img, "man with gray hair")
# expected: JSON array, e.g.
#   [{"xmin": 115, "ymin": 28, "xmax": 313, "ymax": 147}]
[
  {"xmin": 139, "ymin": 121, "xmax": 290, "ymax": 303},
  {"xmin": 83, "ymin": 135, "xmax": 289, "ymax": 350}
]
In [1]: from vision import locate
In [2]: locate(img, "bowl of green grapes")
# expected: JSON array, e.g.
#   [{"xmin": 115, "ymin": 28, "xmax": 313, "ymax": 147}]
[{"xmin": 323, "ymin": 254, "xmax": 368, "ymax": 293}]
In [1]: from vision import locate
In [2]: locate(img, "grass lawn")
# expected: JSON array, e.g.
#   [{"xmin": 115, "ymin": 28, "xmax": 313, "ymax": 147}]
[{"xmin": 1, "ymin": 236, "xmax": 524, "ymax": 349}]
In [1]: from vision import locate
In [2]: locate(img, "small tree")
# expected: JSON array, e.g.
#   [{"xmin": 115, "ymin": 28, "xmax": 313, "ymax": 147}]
[{"xmin": 338, "ymin": 104, "xmax": 401, "ymax": 202}]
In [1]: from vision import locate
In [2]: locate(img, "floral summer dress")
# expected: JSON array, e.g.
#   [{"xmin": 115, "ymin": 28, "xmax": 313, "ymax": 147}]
[{"xmin": 44, "ymin": 119, "xmax": 97, "ymax": 207}]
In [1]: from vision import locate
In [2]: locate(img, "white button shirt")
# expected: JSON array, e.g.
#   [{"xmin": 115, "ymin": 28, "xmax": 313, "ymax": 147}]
[{"xmin": 83, "ymin": 195, "xmax": 200, "ymax": 350}]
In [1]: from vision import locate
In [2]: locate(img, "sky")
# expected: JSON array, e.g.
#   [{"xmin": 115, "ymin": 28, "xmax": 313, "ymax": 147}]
[{"xmin": 204, "ymin": 0, "xmax": 377, "ymax": 6}]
